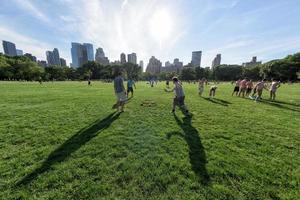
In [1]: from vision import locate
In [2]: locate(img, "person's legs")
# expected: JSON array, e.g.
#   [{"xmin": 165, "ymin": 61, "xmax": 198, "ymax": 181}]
[
  {"xmin": 256, "ymin": 90, "xmax": 262, "ymax": 101},
  {"xmin": 172, "ymin": 98, "xmax": 177, "ymax": 112},
  {"xmin": 273, "ymin": 91, "xmax": 276, "ymax": 101}
]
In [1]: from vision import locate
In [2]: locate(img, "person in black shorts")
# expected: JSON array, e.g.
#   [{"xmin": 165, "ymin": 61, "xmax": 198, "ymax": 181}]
[
  {"xmin": 127, "ymin": 78, "xmax": 136, "ymax": 98},
  {"xmin": 232, "ymin": 79, "xmax": 241, "ymax": 96}
]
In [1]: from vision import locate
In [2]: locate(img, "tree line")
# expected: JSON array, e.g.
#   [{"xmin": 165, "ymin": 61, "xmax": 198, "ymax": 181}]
[{"xmin": 0, "ymin": 52, "xmax": 299, "ymax": 81}]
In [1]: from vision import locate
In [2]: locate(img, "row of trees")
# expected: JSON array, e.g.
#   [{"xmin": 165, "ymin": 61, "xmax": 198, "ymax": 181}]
[
  {"xmin": 178, "ymin": 53, "xmax": 300, "ymax": 81},
  {"xmin": 0, "ymin": 52, "xmax": 299, "ymax": 81},
  {"xmin": 0, "ymin": 54, "xmax": 142, "ymax": 81}
]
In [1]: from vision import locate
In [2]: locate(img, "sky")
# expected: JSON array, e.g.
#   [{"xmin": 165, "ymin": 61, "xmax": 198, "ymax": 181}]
[{"xmin": 0, "ymin": 0, "xmax": 300, "ymax": 68}]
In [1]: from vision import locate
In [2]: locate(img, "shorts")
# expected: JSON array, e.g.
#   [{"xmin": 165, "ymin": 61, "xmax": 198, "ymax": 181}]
[
  {"xmin": 127, "ymin": 87, "xmax": 133, "ymax": 93},
  {"xmin": 174, "ymin": 96, "xmax": 185, "ymax": 106},
  {"xmin": 233, "ymin": 86, "xmax": 239, "ymax": 92},
  {"xmin": 116, "ymin": 91, "xmax": 127, "ymax": 102},
  {"xmin": 239, "ymin": 87, "xmax": 246, "ymax": 92}
]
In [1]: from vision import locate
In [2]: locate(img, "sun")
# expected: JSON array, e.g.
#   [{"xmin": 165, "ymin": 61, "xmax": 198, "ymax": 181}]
[{"xmin": 149, "ymin": 9, "xmax": 173, "ymax": 44}]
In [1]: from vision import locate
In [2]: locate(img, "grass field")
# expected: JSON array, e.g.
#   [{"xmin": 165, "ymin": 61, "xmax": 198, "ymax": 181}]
[{"xmin": 0, "ymin": 81, "xmax": 299, "ymax": 199}]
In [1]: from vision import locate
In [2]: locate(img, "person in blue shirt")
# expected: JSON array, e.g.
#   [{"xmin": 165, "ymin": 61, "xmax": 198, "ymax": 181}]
[{"xmin": 127, "ymin": 78, "xmax": 136, "ymax": 98}]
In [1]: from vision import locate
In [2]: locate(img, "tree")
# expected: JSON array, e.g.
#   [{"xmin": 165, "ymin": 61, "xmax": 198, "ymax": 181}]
[{"xmin": 180, "ymin": 67, "xmax": 196, "ymax": 80}]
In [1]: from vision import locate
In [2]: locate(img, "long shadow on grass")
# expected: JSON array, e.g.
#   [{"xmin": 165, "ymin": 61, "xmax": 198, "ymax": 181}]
[
  {"xmin": 259, "ymin": 99, "xmax": 300, "ymax": 112},
  {"xmin": 16, "ymin": 112, "xmax": 121, "ymax": 186},
  {"xmin": 203, "ymin": 97, "xmax": 231, "ymax": 107},
  {"xmin": 166, "ymin": 114, "xmax": 210, "ymax": 184}
]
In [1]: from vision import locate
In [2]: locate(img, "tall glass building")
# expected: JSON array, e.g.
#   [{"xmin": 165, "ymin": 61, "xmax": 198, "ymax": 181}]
[
  {"xmin": 71, "ymin": 43, "xmax": 89, "ymax": 68},
  {"xmin": 191, "ymin": 51, "xmax": 202, "ymax": 67},
  {"xmin": 83, "ymin": 43, "xmax": 94, "ymax": 61},
  {"xmin": 2, "ymin": 40, "xmax": 17, "ymax": 56}
]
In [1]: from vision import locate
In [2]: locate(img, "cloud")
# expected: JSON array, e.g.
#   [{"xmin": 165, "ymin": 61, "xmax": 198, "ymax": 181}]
[{"xmin": 13, "ymin": 0, "xmax": 50, "ymax": 23}]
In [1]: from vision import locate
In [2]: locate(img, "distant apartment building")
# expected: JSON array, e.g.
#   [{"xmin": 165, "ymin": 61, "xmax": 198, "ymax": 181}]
[
  {"xmin": 212, "ymin": 54, "xmax": 221, "ymax": 68},
  {"xmin": 139, "ymin": 60, "xmax": 144, "ymax": 72},
  {"xmin": 95, "ymin": 47, "xmax": 109, "ymax": 65},
  {"xmin": 2, "ymin": 40, "xmax": 17, "ymax": 56},
  {"xmin": 120, "ymin": 53, "xmax": 126, "ymax": 64},
  {"xmin": 146, "ymin": 56, "xmax": 162, "ymax": 74},
  {"xmin": 60, "ymin": 58, "xmax": 67, "ymax": 66},
  {"xmin": 16, "ymin": 49, "xmax": 23, "ymax": 56},
  {"xmin": 127, "ymin": 53, "xmax": 137, "ymax": 64},
  {"xmin": 46, "ymin": 48, "xmax": 61, "ymax": 66},
  {"xmin": 38, "ymin": 60, "xmax": 47, "ymax": 67},
  {"xmin": 161, "ymin": 58, "xmax": 183, "ymax": 73},
  {"xmin": 243, "ymin": 56, "xmax": 262, "ymax": 67},
  {"xmin": 24, "ymin": 53, "xmax": 37, "ymax": 62},
  {"xmin": 71, "ymin": 43, "xmax": 89, "ymax": 68},
  {"xmin": 191, "ymin": 51, "xmax": 202, "ymax": 67}
]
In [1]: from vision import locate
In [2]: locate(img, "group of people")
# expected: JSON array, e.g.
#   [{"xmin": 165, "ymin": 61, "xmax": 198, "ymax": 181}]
[
  {"xmin": 113, "ymin": 71, "xmax": 282, "ymax": 114},
  {"xmin": 232, "ymin": 78, "xmax": 281, "ymax": 101}
]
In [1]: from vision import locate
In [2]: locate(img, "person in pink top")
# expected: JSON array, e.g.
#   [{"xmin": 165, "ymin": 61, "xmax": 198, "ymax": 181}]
[
  {"xmin": 253, "ymin": 79, "xmax": 267, "ymax": 102},
  {"xmin": 246, "ymin": 79, "xmax": 254, "ymax": 96},
  {"xmin": 232, "ymin": 79, "xmax": 241, "ymax": 96},
  {"xmin": 238, "ymin": 78, "xmax": 247, "ymax": 98},
  {"xmin": 269, "ymin": 79, "xmax": 281, "ymax": 101}
]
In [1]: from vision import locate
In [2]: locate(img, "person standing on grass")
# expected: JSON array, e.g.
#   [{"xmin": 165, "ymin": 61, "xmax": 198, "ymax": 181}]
[
  {"xmin": 232, "ymin": 79, "xmax": 241, "ymax": 96},
  {"xmin": 246, "ymin": 79, "xmax": 253, "ymax": 96},
  {"xmin": 113, "ymin": 71, "xmax": 127, "ymax": 112},
  {"xmin": 127, "ymin": 78, "xmax": 136, "ymax": 98},
  {"xmin": 238, "ymin": 78, "xmax": 247, "ymax": 97},
  {"xmin": 165, "ymin": 77, "xmax": 190, "ymax": 115},
  {"xmin": 269, "ymin": 79, "xmax": 281, "ymax": 101},
  {"xmin": 253, "ymin": 79, "xmax": 268, "ymax": 102},
  {"xmin": 198, "ymin": 78, "xmax": 205, "ymax": 96}
]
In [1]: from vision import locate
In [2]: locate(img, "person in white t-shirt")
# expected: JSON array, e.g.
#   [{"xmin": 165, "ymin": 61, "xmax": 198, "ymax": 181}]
[{"xmin": 165, "ymin": 77, "xmax": 190, "ymax": 115}]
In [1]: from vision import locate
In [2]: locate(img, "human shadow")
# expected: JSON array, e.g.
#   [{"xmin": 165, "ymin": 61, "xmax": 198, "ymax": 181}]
[
  {"xmin": 16, "ymin": 112, "xmax": 121, "ymax": 186},
  {"xmin": 260, "ymin": 100, "xmax": 300, "ymax": 113},
  {"xmin": 272, "ymin": 100, "xmax": 299, "ymax": 107},
  {"xmin": 203, "ymin": 97, "xmax": 231, "ymax": 107},
  {"xmin": 166, "ymin": 114, "xmax": 210, "ymax": 184}
]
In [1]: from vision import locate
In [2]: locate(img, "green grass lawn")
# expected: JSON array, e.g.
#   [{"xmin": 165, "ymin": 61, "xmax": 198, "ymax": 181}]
[{"xmin": 0, "ymin": 81, "xmax": 299, "ymax": 199}]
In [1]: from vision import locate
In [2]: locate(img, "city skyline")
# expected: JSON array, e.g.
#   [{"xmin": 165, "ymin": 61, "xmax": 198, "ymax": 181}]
[{"xmin": 0, "ymin": 0, "xmax": 300, "ymax": 67}]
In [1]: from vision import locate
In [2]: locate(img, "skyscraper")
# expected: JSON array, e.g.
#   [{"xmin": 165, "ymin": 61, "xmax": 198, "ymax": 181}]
[
  {"xmin": 46, "ymin": 48, "xmax": 61, "ymax": 66},
  {"xmin": 191, "ymin": 51, "xmax": 202, "ymax": 67},
  {"xmin": 16, "ymin": 49, "xmax": 23, "ymax": 56},
  {"xmin": 95, "ymin": 47, "xmax": 109, "ymax": 65},
  {"xmin": 120, "ymin": 53, "xmax": 126, "ymax": 64},
  {"xmin": 2, "ymin": 40, "xmax": 17, "ymax": 56},
  {"xmin": 46, "ymin": 51, "xmax": 55, "ymax": 66},
  {"xmin": 139, "ymin": 60, "xmax": 144, "ymax": 72},
  {"xmin": 53, "ymin": 48, "xmax": 61, "ymax": 66},
  {"xmin": 83, "ymin": 43, "xmax": 94, "ymax": 61},
  {"xmin": 127, "ymin": 53, "xmax": 137, "ymax": 64},
  {"xmin": 71, "ymin": 43, "xmax": 88, "ymax": 68},
  {"xmin": 212, "ymin": 54, "xmax": 221, "ymax": 68},
  {"xmin": 146, "ymin": 56, "xmax": 162, "ymax": 74}
]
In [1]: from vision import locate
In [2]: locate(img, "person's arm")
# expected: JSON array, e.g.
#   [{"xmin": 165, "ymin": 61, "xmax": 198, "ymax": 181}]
[{"xmin": 165, "ymin": 87, "xmax": 175, "ymax": 92}]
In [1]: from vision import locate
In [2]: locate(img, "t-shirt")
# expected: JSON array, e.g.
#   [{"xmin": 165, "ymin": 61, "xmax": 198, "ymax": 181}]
[
  {"xmin": 235, "ymin": 80, "xmax": 240, "ymax": 86},
  {"xmin": 256, "ymin": 81, "xmax": 265, "ymax": 90},
  {"xmin": 114, "ymin": 76, "xmax": 124, "ymax": 93},
  {"xmin": 127, "ymin": 80, "xmax": 135, "ymax": 88},
  {"xmin": 174, "ymin": 82, "xmax": 185, "ymax": 97},
  {"xmin": 239, "ymin": 79, "xmax": 247, "ymax": 88}
]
